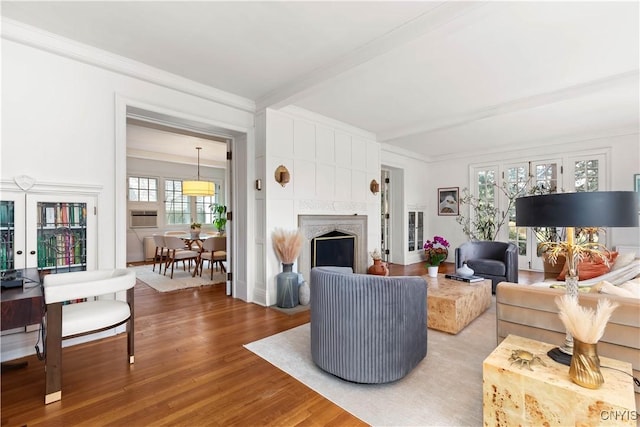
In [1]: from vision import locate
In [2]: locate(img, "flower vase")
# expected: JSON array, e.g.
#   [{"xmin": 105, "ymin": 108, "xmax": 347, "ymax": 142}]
[
  {"xmin": 457, "ymin": 263, "xmax": 474, "ymax": 277},
  {"xmin": 299, "ymin": 281, "xmax": 310, "ymax": 305},
  {"xmin": 367, "ymin": 259, "xmax": 389, "ymax": 276},
  {"xmin": 569, "ymin": 338, "xmax": 604, "ymax": 389},
  {"xmin": 190, "ymin": 229, "xmax": 200, "ymax": 239},
  {"xmin": 427, "ymin": 266, "xmax": 439, "ymax": 278},
  {"xmin": 425, "ymin": 247, "xmax": 449, "ymax": 264},
  {"xmin": 277, "ymin": 263, "xmax": 299, "ymax": 308}
]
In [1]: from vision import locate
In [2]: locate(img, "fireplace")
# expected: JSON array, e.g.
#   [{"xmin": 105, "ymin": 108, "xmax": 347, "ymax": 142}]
[
  {"xmin": 311, "ymin": 231, "xmax": 355, "ymax": 269},
  {"xmin": 298, "ymin": 215, "xmax": 368, "ymax": 282}
]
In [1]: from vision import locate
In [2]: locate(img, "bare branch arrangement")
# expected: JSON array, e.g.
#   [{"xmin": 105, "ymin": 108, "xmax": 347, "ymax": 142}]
[{"xmin": 272, "ymin": 228, "xmax": 304, "ymax": 265}]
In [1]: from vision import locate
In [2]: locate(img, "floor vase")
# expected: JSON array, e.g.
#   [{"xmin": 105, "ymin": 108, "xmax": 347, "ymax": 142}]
[{"xmin": 277, "ymin": 263, "xmax": 299, "ymax": 308}]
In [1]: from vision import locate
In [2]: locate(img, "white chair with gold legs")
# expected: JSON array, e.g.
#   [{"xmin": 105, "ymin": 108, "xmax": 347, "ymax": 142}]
[{"xmin": 43, "ymin": 269, "xmax": 136, "ymax": 404}]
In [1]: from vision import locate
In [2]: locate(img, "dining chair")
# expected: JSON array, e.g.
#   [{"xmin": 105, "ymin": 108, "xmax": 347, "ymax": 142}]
[
  {"xmin": 163, "ymin": 236, "xmax": 199, "ymax": 278},
  {"xmin": 196, "ymin": 236, "xmax": 227, "ymax": 280},
  {"xmin": 152, "ymin": 234, "xmax": 167, "ymax": 274}
]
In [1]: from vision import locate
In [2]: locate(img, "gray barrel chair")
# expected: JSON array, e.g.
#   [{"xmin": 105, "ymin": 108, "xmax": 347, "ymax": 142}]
[
  {"xmin": 310, "ymin": 267, "xmax": 427, "ymax": 384},
  {"xmin": 455, "ymin": 241, "xmax": 518, "ymax": 293}
]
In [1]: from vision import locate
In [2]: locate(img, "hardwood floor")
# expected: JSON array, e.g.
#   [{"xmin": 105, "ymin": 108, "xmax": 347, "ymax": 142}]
[{"xmin": 1, "ymin": 262, "xmax": 542, "ymax": 426}]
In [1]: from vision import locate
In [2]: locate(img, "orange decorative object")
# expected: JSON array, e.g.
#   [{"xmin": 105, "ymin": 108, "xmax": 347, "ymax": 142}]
[{"xmin": 368, "ymin": 259, "xmax": 389, "ymax": 276}]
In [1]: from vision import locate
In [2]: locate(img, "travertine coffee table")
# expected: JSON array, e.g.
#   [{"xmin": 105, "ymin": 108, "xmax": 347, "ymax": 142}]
[{"xmin": 422, "ymin": 274, "xmax": 491, "ymax": 334}]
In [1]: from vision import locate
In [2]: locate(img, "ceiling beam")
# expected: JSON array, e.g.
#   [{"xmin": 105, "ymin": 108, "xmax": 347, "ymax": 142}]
[
  {"xmin": 378, "ymin": 69, "xmax": 640, "ymax": 142},
  {"xmin": 256, "ymin": 1, "xmax": 489, "ymax": 112}
]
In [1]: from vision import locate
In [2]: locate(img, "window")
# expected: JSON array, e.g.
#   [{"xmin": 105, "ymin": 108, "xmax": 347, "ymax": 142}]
[
  {"xmin": 505, "ymin": 165, "xmax": 529, "ymax": 255},
  {"xmin": 574, "ymin": 159, "xmax": 599, "ymax": 192},
  {"xmin": 128, "ymin": 176, "xmax": 157, "ymax": 202},
  {"xmin": 194, "ymin": 195, "xmax": 215, "ymax": 225},
  {"xmin": 164, "ymin": 180, "xmax": 190, "ymax": 224}
]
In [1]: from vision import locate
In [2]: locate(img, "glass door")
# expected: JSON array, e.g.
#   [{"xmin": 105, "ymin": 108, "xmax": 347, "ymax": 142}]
[
  {"xmin": 0, "ymin": 192, "xmax": 26, "ymax": 271},
  {"xmin": 529, "ymin": 159, "xmax": 562, "ymax": 271}
]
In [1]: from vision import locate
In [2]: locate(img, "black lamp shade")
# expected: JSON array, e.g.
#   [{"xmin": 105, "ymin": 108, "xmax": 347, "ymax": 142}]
[{"xmin": 516, "ymin": 191, "xmax": 639, "ymax": 227}]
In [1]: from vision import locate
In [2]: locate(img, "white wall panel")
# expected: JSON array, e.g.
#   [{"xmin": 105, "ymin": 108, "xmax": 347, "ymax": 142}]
[
  {"xmin": 335, "ymin": 132, "xmax": 352, "ymax": 167},
  {"xmin": 351, "ymin": 138, "xmax": 367, "ymax": 171},
  {"xmin": 335, "ymin": 167, "xmax": 352, "ymax": 201},
  {"xmin": 293, "ymin": 159, "xmax": 316, "ymax": 198},
  {"xmin": 293, "ymin": 119, "xmax": 316, "ymax": 160},
  {"xmin": 351, "ymin": 170, "xmax": 367, "ymax": 202},
  {"xmin": 316, "ymin": 163, "xmax": 335, "ymax": 200},
  {"xmin": 366, "ymin": 140, "xmax": 381, "ymax": 172},
  {"xmin": 316, "ymin": 126, "xmax": 335, "ymax": 163},
  {"xmin": 267, "ymin": 111, "xmax": 294, "ymax": 156}
]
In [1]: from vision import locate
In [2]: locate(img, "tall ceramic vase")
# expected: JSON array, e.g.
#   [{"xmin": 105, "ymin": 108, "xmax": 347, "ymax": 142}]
[{"xmin": 277, "ymin": 263, "xmax": 299, "ymax": 308}]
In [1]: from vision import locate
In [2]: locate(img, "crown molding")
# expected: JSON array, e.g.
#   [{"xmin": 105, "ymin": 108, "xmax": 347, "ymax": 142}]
[
  {"xmin": 380, "ymin": 143, "xmax": 431, "ymax": 163},
  {"xmin": 1, "ymin": 17, "xmax": 256, "ymax": 113},
  {"xmin": 379, "ymin": 70, "xmax": 640, "ymax": 142}
]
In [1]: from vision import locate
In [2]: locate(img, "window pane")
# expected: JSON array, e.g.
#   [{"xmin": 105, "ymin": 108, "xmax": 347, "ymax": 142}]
[{"xmin": 165, "ymin": 179, "xmax": 190, "ymax": 225}]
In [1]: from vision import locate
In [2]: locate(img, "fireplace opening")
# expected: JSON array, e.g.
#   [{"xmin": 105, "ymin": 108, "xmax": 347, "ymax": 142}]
[{"xmin": 311, "ymin": 231, "xmax": 355, "ymax": 270}]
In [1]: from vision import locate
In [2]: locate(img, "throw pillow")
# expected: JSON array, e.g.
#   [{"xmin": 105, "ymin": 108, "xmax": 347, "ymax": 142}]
[
  {"xmin": 591, "ymin": 279, "xmax": 639, "ymax": 299},
  {"xmin": 611, "ymin": 252, "xmax": 636, "ymax": 271},
  {"xmin": 557, "ymin": 251, "xmax": 618, "ymax": 281}
]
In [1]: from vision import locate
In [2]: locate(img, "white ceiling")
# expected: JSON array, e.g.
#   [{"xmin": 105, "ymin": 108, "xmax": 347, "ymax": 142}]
[{"xmin": 2, "ymin": 1, "xmax": 638, "ymax": 160}]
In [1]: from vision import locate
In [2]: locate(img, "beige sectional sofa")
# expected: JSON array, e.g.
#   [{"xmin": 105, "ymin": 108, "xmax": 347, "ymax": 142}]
[{"xmin": 496, "ymin": 282, "xmax": 640, "ymax": 404}]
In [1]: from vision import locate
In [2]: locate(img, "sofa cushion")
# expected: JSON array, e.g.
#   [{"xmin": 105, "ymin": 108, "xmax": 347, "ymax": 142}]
[
  {"xmin": 612, "ymin": 252, "xmax": 636, "ymax": 271},
  {"xmin": 557, "ymin": 251, "xmax": 618, "ymax": 281},
  {"xmin": 467, "ymin": 259, "xmax": 505, "ymax": 276}
]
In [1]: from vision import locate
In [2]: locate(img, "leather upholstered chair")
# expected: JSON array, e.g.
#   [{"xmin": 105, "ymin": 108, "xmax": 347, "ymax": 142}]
[
  {"xmin": 310, "ymin": 267, "xmax": 427, "ymax": 384},
  {"xmin": 455, "ymin": 241, "xmax": 518, "ymax": 293},
  {"xmin": 163, "ymin": 236, "xmax": 199, "ymax": 278},
  {"xmin": 195, "ymin": 236, "xmax": 227, "ymax": 279}
]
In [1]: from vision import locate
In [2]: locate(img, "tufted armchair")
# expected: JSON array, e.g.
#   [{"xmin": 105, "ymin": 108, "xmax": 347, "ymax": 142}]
[
  {"xmin": 455, "ymin": 241, "xmax": 518, "ymax": 293},
  {"xmin": 310, "ymin": 267, "xmax": 427, "ymax": 384}
]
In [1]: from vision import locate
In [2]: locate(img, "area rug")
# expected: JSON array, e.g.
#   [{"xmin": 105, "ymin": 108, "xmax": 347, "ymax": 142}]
[
  {"xmin": 245, "ymin": 299, "xmax": 498, "ymax": 426},
  {"xmin": 130, "ymin": 265, "xmax": 226, "ymax": 292}
]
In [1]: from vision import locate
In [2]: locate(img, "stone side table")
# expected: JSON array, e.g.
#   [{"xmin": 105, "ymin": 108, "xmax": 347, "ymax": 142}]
[{"xmin": 483, "ymin": 334, "xmax": 637, "ymax": 426}]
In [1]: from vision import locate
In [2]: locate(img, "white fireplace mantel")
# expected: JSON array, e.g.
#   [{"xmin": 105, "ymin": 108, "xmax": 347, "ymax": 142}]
[{"xmin": 298, "ymin": 214, "xmax": 368, "ymax": 283}]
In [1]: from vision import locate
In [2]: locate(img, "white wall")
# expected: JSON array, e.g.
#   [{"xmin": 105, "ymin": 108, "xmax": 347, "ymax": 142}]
[
  {"xmin": 2, "ymin": 37, "xmax": 253, "ymax": 270},
  {"xmin": 254, "ymin": 107, "xmax": 381, "ymax": 306},
  {"xmin": 1, "ymin": 29, "xmax": 254, "ymax": 361},
  {"xmin": 424, "ymin": 130, "xmax": 640, "ymax": 256}
]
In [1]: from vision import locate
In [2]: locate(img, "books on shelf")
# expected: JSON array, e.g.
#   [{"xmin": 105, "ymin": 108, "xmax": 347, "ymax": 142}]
[{"xmin": 445, "ymin": 274, "xmax": 485, "ymax": 283}]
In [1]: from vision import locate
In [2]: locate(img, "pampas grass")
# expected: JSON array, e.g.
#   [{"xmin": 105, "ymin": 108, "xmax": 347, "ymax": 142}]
[
  {"xmin": 555, "ymin": 295, "xmax": 620, "ymax": 343},
  {"xmin": 272, "ymin": 228, "xmax": 304, "ymax": 264}
]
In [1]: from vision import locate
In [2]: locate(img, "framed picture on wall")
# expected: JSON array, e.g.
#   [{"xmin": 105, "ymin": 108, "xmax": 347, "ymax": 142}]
[
  {"xmin": 437, "ymin": 187, "xmax": 459, "ymax": 216},
  {"xmin": 635, "ymin": 174, "xmax": 640, "ymax": 192}
]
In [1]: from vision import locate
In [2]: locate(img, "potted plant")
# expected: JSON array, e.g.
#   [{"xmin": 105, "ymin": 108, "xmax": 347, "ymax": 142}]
[
  {"xmin": 210, "ymin": 203, "xmax": 227, "ymax": 234},
  {"xmin": 424, "ymin": 235, "xmax": 450, "ymax": 277},
  {"xmin": 425, "ymin": 253, "xmax": 447, "ymax": 277},
  {"xmin": 190, "ymin": 222, "xmax": 201, "ymax": 239}
]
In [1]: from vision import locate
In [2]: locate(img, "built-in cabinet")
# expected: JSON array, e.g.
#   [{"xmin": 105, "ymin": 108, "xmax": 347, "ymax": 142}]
[
  {"xmin": 1, "ymin": 189, "xmax": 97, "ymax": 273},
  {"xmin": 408, "ymin": 210, "xmax": 424, "ymax": 253}
]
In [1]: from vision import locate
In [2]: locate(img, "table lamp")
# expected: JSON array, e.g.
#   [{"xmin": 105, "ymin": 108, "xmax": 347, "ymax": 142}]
[{"xmin": 516, "ymin": 191, "xmax": 639, "ymax": 365}]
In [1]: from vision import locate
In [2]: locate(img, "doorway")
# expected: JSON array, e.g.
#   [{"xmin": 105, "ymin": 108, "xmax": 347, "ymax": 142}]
[{"xmin": 115, "ymin": 99, "xmax": 250, "ymax": 299}]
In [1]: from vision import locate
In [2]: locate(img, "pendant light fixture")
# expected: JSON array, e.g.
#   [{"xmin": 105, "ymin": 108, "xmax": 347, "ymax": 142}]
[{"xmin": 182, "ymin": 147, "xmax": 215, "ymax": 197}]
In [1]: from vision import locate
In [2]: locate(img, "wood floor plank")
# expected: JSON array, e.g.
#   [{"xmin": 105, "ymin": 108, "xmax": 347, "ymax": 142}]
[{"xmin": 1, "ymin": 262, "xmax": 541, "ymax": 426}]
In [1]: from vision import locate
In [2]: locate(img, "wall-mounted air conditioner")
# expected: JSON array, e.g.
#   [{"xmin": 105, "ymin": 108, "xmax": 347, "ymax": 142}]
[{"xmin": 130, "ymin": 210, "xmax": 158, "ymax": 228}]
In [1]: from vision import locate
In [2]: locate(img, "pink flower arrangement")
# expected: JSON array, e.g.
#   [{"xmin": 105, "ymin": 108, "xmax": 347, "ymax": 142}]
[
  {"xmin": 424, "ymin": 236, "xmax": 450, "ymax": 267},
  {"xmin": 423, "ymin": 235, "xmax": 450, "ymax": 251}
]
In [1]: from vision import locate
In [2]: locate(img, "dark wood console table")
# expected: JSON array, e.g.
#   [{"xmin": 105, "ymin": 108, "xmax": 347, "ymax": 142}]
[{"xmin": 1, "ymin": 269, "xmax": 44, "ymax": 370}]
